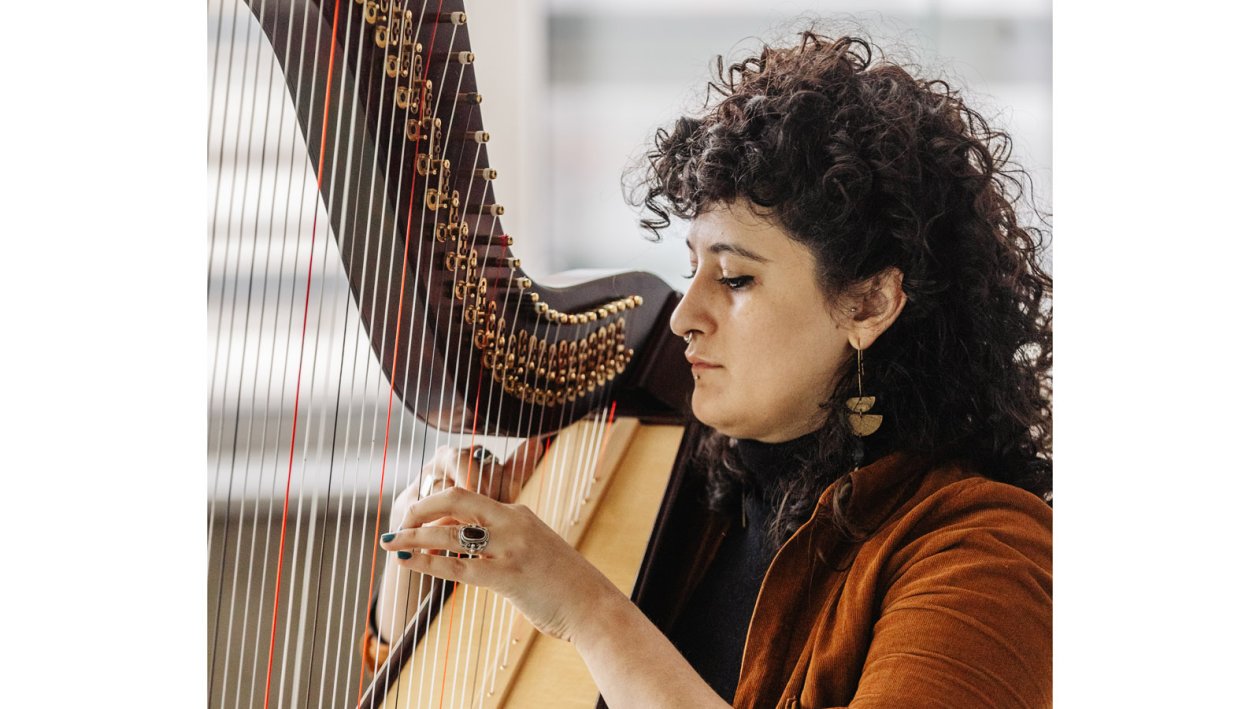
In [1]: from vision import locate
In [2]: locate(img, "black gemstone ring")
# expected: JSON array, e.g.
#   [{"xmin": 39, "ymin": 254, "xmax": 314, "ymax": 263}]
[
  {"xmin": 457, "ymin": 523, "xmax": 489, "ymax": 554},
  {"xmin": 469, "ymin": 446, "xmax": 496, "ymax": 464}
]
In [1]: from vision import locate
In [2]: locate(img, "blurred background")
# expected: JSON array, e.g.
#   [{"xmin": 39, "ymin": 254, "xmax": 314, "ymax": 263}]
[
  {"xmin": 206, "ymin": 0, "xmax": 1048, "ymax": 705},
  {"xmin": 474, "ymin": 0, "xmax": 1051, "ymax": 293}
]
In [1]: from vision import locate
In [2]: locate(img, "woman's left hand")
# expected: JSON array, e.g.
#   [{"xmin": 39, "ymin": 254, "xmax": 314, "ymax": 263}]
[{"xmin": 379, "ymin": 486, "xmax": 621, "ymax": 644}]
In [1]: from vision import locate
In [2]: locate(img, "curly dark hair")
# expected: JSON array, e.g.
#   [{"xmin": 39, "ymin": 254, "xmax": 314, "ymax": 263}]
[{"xmin": 630, "ymin": 31, "xmax": 1052, "ymax": 546}]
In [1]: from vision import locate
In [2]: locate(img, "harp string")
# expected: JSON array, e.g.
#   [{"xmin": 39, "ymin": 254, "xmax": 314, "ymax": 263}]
[
  {"xmin": 207, "ymin": 0, "xmax": 238, "ymax": 689},
  {"xmin": 297, "ymin": 2, "xmax": 387, "ymax": 705},
  {"xmin": 357, "ymin": 2, "xmax": 469, "ymax": 704},
  {"xmin": 413, "ymin": 13, "xmax": 491, "ymax": 705},
  {"xmin": 315, "ymin": 1, "xmax": 410, "ymax": 701},
  {"xmin": 208, "ymin": 0, "xmax": 322, "ymax": 706},
  {"xmin": 273, "ymin": 7, "xmax": 336, "ymax": 705},
  {"xmin": 206, "ymin": 0, "xmax": 253, "ymax": 556},
  {"xmin": 258, "ymin": 0, "xmax": 351, "ymax": 705},
  {"xmin": 210, "ymin": 0, "xmax": 301, "ymax": 705},
  {"xmin": 397, "ymin": 67, "xmax": 516, "ymax": 703},
  {"xmin": 282, "ymin": 1, "xmax": 426, "ymax": 705},
  {"xmin": 247, "ymin": 2, "xmax": 326, "ymax": 704},
  {"xmin": 449, "ymin": 163, "xmax": 507, "ymax": 708},
  {"xmin": 336, "ymin": 2, "xmax": 431, "ymax": 703}
]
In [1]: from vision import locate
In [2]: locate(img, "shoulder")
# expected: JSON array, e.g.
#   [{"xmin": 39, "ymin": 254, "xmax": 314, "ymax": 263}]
[
  {"xmin": 841, "ymin": 466, "xmax": 1053, "ymax": 707},
  {"xmin": 879, "ymin": 465, "xmax": 1052, "ymax": 565}
]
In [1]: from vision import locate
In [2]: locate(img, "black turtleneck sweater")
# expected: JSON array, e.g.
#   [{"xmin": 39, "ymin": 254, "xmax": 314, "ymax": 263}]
[{"xmin": 669, "ymin": 431, "xmax": 820, "ymax": 703}]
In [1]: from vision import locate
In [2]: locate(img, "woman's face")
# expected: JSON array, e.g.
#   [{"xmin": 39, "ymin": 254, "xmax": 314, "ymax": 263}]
[{"xmin": 670, "ymin": 201, "xmax": 855, "ymax": 443}]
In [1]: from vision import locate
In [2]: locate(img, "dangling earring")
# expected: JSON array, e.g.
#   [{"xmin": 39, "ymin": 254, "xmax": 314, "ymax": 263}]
[{"xmin": 845, "ymin": 344, "xmax": 882, "ymax": 471}]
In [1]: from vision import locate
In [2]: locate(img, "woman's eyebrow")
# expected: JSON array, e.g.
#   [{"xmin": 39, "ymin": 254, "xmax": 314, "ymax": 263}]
[{"xmin": 684, "ymin": 239, "xmax": 770, "ymax": 263}]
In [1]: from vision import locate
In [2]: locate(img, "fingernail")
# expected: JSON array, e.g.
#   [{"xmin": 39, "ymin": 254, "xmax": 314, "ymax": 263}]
[
  {"xmin": 397, "ymin": 551, "xmax": 412, "ymax": 560},
  {"xmin": 381, "ymin": 532, "xmax": 396, "ymax": 543}
]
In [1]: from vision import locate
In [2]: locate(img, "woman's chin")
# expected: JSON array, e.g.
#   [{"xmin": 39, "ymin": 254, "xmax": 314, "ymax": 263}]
[{"xmin": 690, "ymin": 401, "xmax": 745, "ymax": 439}]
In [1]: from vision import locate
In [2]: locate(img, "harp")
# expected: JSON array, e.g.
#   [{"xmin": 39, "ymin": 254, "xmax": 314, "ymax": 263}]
[{"xmin": 207, "ymin": 1, "xmax": 701, "ymax": 707}]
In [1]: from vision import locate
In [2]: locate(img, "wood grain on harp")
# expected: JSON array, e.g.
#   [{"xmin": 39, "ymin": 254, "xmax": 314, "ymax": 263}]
[{"xmin": 208, "ymin": 1, "xmax": 689, "ymax": 708}]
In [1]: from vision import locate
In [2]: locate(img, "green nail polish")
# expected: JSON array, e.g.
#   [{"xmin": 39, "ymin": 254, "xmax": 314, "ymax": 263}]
[
  {"xmin": 397, "ymin": 551, "xmax": 412, "ymax": 560},
  {"xmin": 381, "ymin": 533, "xmax": 396, "ymax": 543}
]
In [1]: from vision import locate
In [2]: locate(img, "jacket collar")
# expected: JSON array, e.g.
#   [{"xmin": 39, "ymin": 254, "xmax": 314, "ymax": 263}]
[{"xmin": 808, "ymin": 449, "xmax": 937, "ymax": 540}]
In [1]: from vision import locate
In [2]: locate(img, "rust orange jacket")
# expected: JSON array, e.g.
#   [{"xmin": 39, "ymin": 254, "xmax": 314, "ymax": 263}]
[{"xmin": 730, "ymin": 451, "xmax": 1053, "ymax": 708}]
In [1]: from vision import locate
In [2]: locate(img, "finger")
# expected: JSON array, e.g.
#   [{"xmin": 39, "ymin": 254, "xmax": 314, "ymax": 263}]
[
  {"xmin": 380, "ymin": 524, "xmax": 467, "ymax": 556},
  {"xmin": 499, "ymin": 435, "xmax": 550, "ymax": 499},
  {"xmin": 505, "ymin": 436, "xmax": 549, "ymax": 477},
  {"xmin": 457, "ymin": 446, "xmax": 500, "ymax": 493},
  {"xmin": 429, "ymin": 446, "xmax": 492, "ymax": 489},
  {"xmin": 397, "ymin": 486, "xmax": 502, "ymax": 530},
  {"xmin": 393, "ymin": 550, "xmax": 483, "ymax": 586},
  {"xmin": 420, "ymin": 473, "xmax": 457, "ymax": 497}
]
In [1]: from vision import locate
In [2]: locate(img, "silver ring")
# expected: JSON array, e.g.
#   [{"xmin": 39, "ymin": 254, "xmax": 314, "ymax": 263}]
[{"xmin": 457, "ymin": 523, "xmax": 489, "ymax": 554}]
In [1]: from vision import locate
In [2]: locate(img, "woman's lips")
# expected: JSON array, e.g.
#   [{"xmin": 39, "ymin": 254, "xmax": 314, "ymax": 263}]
[{"xmin": 686, "ymin": 354, "xmax": 720, "ymax": 370}]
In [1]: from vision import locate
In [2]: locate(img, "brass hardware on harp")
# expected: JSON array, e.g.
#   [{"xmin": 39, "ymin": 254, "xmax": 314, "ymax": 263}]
[
  {"xmin": 484, "ymin": 256, "xmax": 521, "ymax": 269},
  {"xmin": 459, "ymin": 92, "xmax": 483, "ymax": 104},
  {"xmin": 453, "ymin": 277, "xmax": 489, "ymax": 302},
  {"xmin": 397, "ymin": 79, "xmax": 434, "ymax": 114},
  {"xmin": 426, "ymin": 188, "xmax": 459, "ymax": 213},
  {"xmin": 434, "ymin": 220, "xmax": 469, "ymax": 243},
  {"xmin": 481, "ymin": 204, "xmax": 505, "ymax": 216},
  {"xmin": 372, "ymin": 5, "xmax": 413, "ymax": 47},
  {"xmin": 444, "ymin": 250, "xmax": 479, "ymax": 273},
  {"xmin": 532, "ymin": 295, "xmax": 645, "ymax": 327},
  {"xmin": 423, "ymin": 161, "xmax": 454, "ymax": 211},
  {"xmin": 435, "ymin": 51, "xmax": 475, "ymax": 65},
  {"xmin": 427, "ymin": 11, "xmax": 468, "ymax": 25},
  {"xmin": 405, "ymin": 114, "xmax": 440, "ymax": 142},
  {"xmin": 467, "ymin": 130, "xmax": 491, "ymax": 143},
  {"xmin": 462, "ymin": 167, "xmax": 497, "ymax": 181},
  {"xmin": 465, "ymin": 303, "xmax": 493, "ymax": 325},
  {"xmin": 385, "ymin": 42, "xmax": 423, "ymax": 78},
  {"xmin": 480, "ymin": 319, "xmax": 634, "ymax": 405}
]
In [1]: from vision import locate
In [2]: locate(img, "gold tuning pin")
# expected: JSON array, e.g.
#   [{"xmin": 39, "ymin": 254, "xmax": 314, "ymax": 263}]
[
  {"xmin": 481, "ymin": 204, "xmax": 505, "ymax": 216},
  {"xmin": 460, "ymin": 168, "xmax": 497, "ymax": 182},
  {"xmin": 459, "ymin": 92, "xmax": 482, "ymax": 104},
  {"xmin": 427, "ymin": 11, "xmax": 467, "ymax": 25},
  {"xmin": 467, "ymin": 131, "xmax": 490, "ymax": 144},
  {"xmin": 435, "ymin": 51, "xmax": 475, "ymax": 65}
]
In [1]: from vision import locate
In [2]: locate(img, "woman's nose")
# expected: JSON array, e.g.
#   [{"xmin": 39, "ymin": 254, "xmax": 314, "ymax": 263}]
[{"xmin": 670, "ymin": 279, "xmax": 706, "ymax": 340}]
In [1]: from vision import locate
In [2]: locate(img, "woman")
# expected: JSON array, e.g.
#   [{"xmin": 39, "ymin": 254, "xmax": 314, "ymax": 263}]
[{"xmin": 368, "ymin": 31, "xmax": 1052, "ymax": 708}]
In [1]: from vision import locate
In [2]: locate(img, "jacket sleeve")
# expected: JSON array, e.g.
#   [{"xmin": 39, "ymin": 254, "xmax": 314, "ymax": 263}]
[{"xmin": 846, "ymin": 480, "xmax": 1052, "ymax": 709}]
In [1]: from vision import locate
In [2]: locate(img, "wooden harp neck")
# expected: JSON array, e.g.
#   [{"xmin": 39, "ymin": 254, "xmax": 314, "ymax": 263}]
[{"xmin": 247, "ymin": 0, "xmax": 690, "ymax": 435}]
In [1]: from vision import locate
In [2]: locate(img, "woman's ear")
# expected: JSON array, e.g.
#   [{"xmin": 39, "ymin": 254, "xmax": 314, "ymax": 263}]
[{"xmin": 845, "ymin": 267, "xmax": 907, "ymax": 349}]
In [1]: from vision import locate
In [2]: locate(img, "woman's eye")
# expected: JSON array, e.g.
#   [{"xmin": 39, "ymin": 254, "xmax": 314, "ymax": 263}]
[
  {"xmin": 717, "ymin": 275, "xmax": 753, "ymax": 290},
  {"xmin": 683, "ymin": 267, "xmax": 697, "ymax": 280}
]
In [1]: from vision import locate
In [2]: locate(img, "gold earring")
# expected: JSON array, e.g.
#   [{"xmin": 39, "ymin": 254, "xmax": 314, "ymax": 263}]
[{"xmin": 845, "ymin": 346, "xmax": 882, "ymax": 437}]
